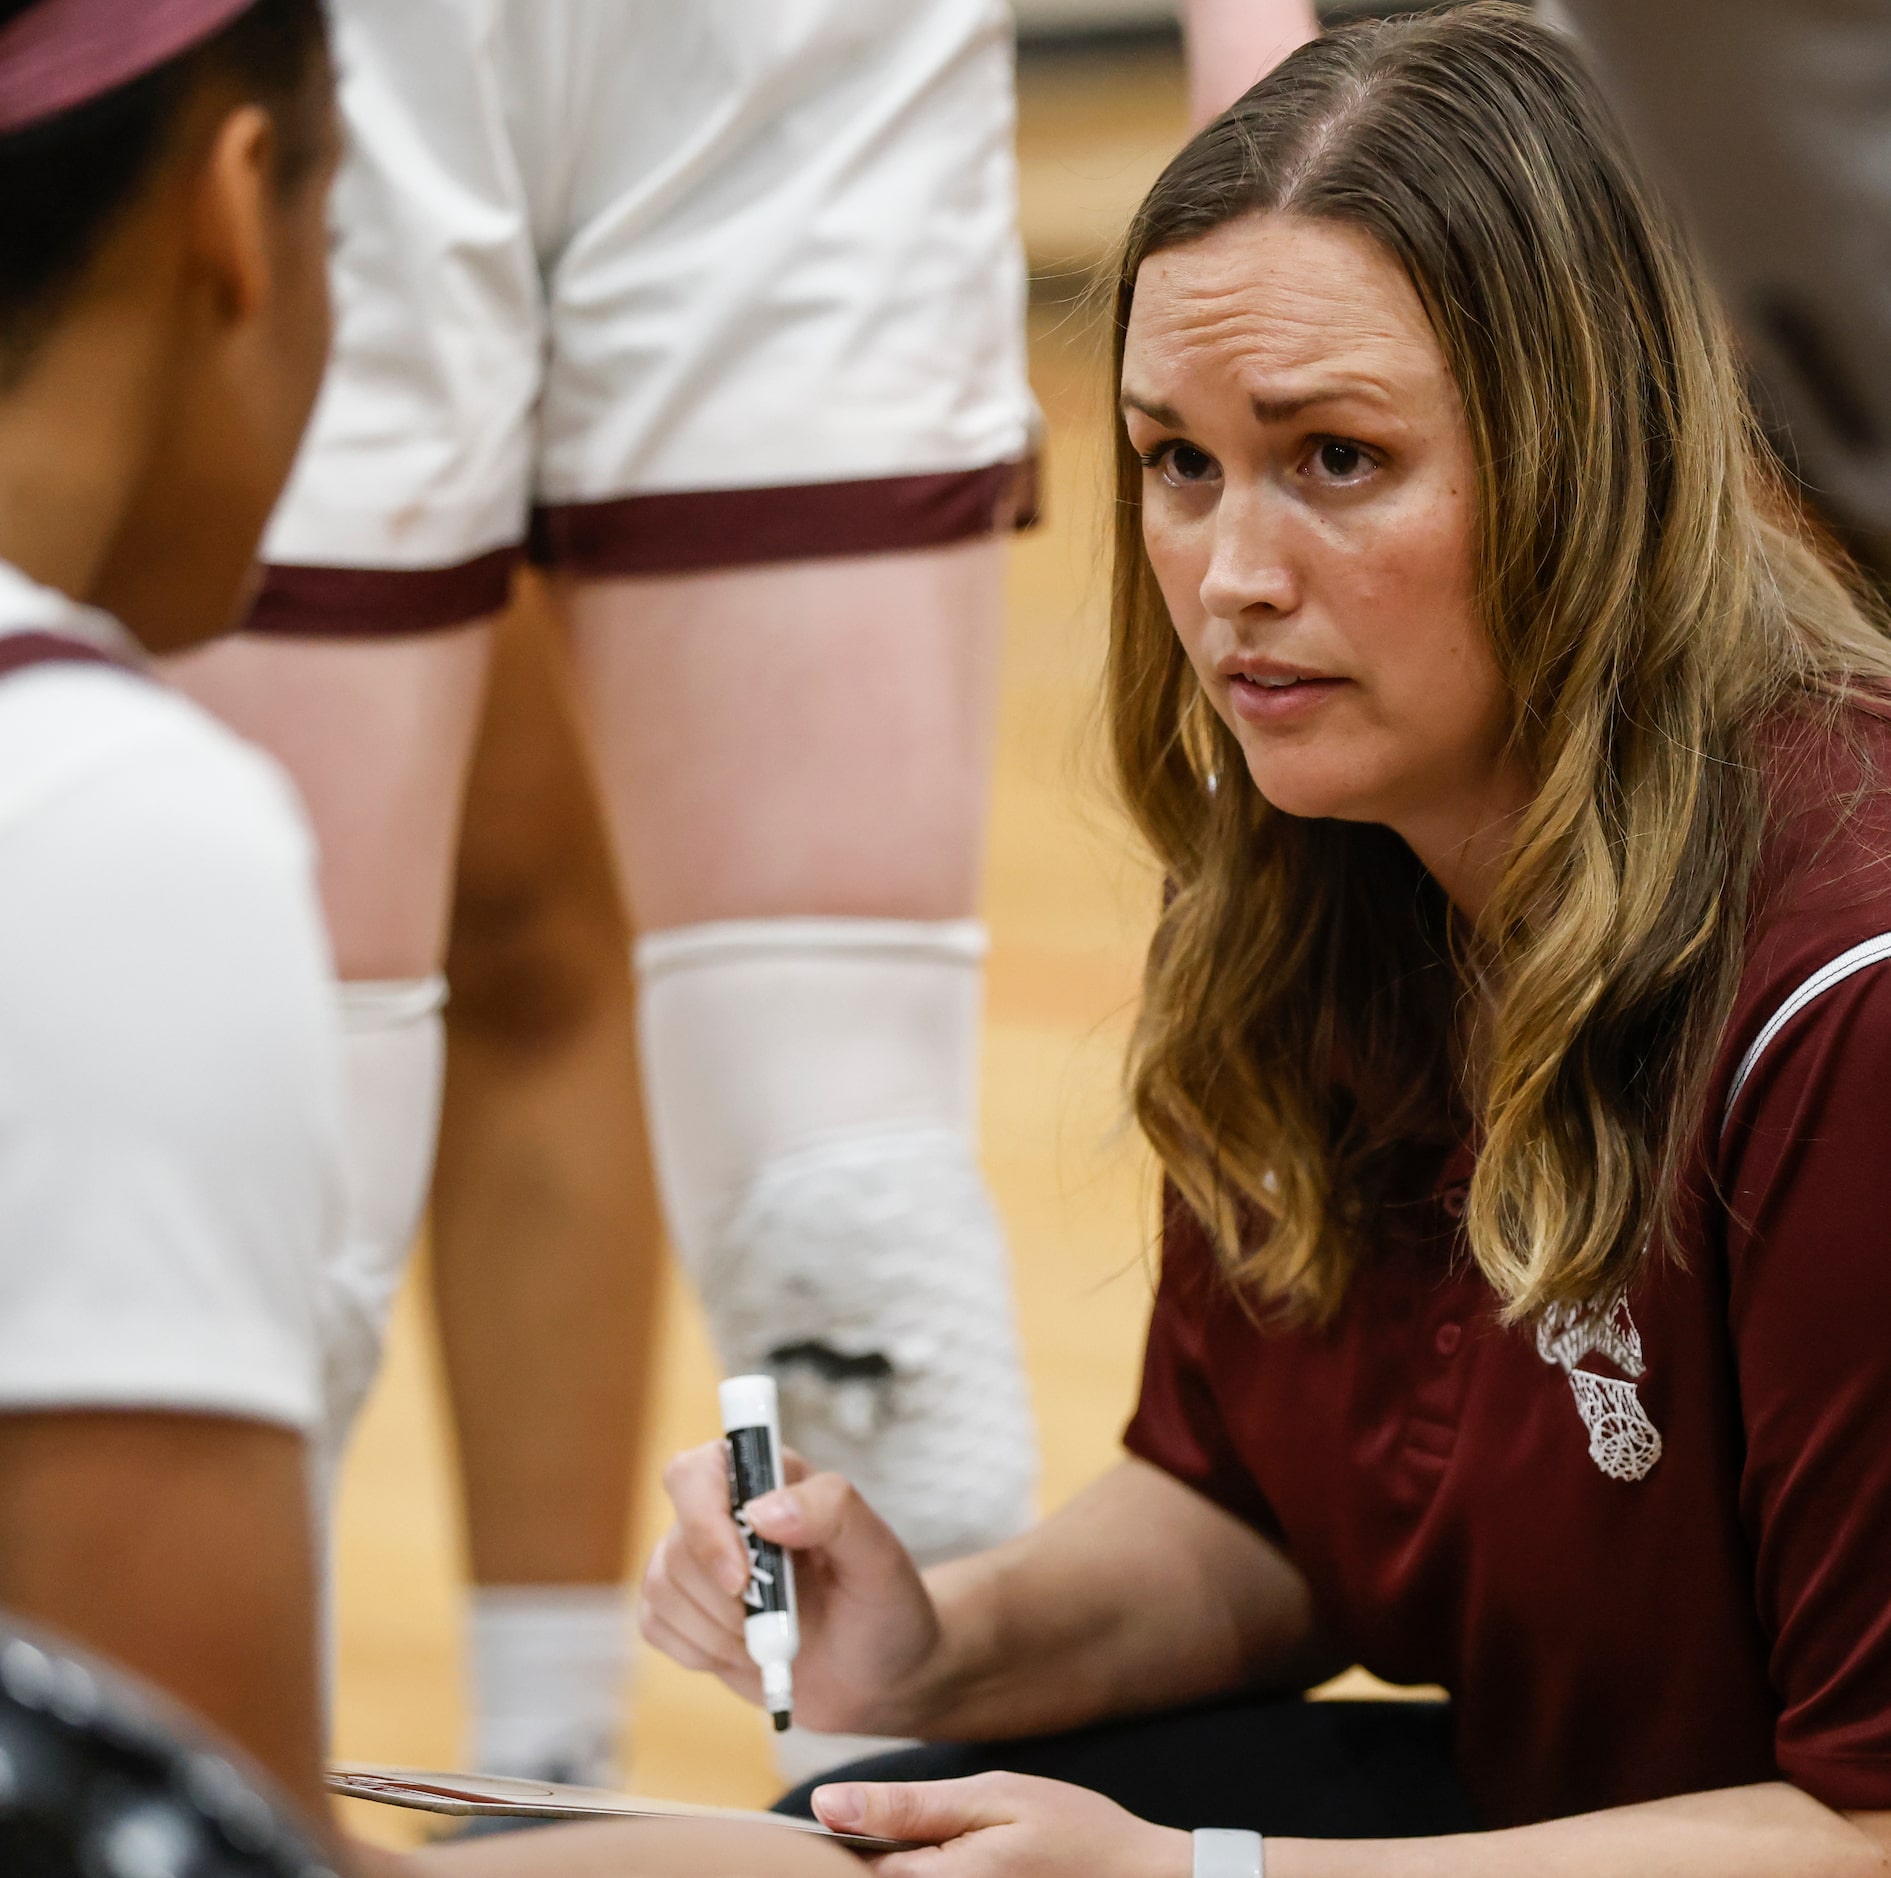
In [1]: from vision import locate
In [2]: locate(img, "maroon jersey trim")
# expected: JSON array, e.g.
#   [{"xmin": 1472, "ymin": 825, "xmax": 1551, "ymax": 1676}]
[{"xmin": 0, "ymin": 631, "xmax": 138, "ymax": 682}]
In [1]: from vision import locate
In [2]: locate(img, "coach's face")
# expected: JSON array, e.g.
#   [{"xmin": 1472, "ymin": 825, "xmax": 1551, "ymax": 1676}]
[{"xmin": 1121, "ymin": 212, "xmax": 1526, "ymax": 905}]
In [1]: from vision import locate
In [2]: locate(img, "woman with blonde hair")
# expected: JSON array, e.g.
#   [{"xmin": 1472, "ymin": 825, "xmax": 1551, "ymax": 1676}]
[{"xmin": 644, "ymin": 6, "xmax": 1891, "ymax": 1872}]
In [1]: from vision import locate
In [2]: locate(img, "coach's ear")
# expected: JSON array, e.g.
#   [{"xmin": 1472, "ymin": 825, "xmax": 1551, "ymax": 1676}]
[{"xmin": 0, "ymin": 1411, "xmax": 331, "ymax": 1827}]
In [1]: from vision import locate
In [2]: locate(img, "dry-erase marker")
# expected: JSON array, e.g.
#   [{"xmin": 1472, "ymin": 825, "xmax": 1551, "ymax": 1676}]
[{"xmin": 720, "ymin": 1374, "xmax": 798, "ymax": 1732}]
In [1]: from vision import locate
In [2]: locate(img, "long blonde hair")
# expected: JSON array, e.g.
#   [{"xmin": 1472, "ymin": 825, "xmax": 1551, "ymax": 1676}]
[{"xmin": 1112, "ymin": 3, "xmax": 1891, "ymax": 1322}]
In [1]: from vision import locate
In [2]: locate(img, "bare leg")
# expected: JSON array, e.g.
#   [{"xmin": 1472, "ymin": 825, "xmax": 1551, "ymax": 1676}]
[
  {"xmin": 563, "ymin": 540, "xmax": 1003, "ymax": 931},
  {"xmin": 430, "ymin": 580, "xmax": 663, "ymax": 1781},
  {"xmin": 565, "ymin": 540, "xmax": 1036, "ymax": 1777},
  {"xmin": 165, "ymin": 629, "xmax": 493, "ymax": 981},
  {"xmin": 163, "ymin": 627, "xmax": 493, "ymax": 1491},
  {"xmin": 433, "ymin": 578, "xmax": 660, "ymax": 1585}
]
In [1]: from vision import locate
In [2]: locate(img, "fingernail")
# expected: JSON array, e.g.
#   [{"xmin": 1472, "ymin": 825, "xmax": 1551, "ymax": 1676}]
[
  {"xmin": 813, "ymin": 1784, "xmax": 862, "ymax": 1831},
  {"xmin": 718, "ymin": 1550, "xmax": 749, "ymax": 1598},
  {"xmin": 749, "ymin": 1489, "xmax": 799, "ymax": 1532}
]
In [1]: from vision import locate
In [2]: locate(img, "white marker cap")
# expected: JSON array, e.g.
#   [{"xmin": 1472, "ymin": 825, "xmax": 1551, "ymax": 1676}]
[{"xmin": 720, "ymin": 1373, "xmax": 779, "ymax": 1435}]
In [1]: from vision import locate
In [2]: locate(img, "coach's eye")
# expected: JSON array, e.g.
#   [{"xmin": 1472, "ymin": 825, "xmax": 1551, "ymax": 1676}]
[
  {"xmin": 1316, "ymin": 438, "xmax": 1366, "ymax": 478},
  {"xmin": 1138, "ymin": 440, "xmax": 1219, "ymax": 487}
]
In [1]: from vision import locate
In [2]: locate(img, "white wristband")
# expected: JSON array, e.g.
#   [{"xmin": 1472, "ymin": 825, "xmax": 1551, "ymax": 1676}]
[{"xmin": 1193, "ymin": 1828, "xmax": 1265, "ymax": 1877}]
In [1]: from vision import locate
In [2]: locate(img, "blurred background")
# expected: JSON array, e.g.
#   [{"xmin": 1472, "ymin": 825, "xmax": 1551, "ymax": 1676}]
[{"xmin": 332, "ymin": 1, "xmax": 1440, "ymax": 1844}]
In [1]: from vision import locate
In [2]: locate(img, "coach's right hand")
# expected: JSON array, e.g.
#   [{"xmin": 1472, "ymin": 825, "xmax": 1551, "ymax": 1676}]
[{"xmin": 642, "ymin": 1441, "xmax": 945, "ymax": 1737}]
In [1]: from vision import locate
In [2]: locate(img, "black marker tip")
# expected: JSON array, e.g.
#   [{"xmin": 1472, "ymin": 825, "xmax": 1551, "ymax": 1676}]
[{"xmin": 772, "ymin": 1710, "xmax": 792, "ymax": 1734}]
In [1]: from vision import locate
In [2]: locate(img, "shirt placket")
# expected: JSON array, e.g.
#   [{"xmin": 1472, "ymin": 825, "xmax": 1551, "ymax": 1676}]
[{"xmin": 1394, "ymin": 1171, "xmax": 1478, "ymax": 1478}]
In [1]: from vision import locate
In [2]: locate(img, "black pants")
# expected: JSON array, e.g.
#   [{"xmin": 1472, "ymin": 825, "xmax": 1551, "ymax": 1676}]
[{"xmin": 774, "ymin": 1697, "xmax": 1479, "ymax": 1839}]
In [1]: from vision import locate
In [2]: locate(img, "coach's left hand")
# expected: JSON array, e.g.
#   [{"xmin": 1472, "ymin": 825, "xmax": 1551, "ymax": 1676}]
[{"xmin": 812, "ymin": 1772, "xmax": 1192, "ymax": 1876}]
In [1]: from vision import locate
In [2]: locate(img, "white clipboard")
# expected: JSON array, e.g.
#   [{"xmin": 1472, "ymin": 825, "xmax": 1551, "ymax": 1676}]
[{"xmin": 326, "ymin": 1763, "xmax": 913, "ymax": 1856}]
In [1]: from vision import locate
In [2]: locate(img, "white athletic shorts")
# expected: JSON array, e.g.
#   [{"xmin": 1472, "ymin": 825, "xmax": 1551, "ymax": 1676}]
[{"xmin": 256, "ymin": 0, "xmax": 1039, "ymax": 634}]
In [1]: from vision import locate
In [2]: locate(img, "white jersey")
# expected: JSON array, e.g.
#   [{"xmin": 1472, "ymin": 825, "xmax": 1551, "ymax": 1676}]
[{"xmin": 0, "ymin": 561, "xmax": 340, "ymax": 1431}]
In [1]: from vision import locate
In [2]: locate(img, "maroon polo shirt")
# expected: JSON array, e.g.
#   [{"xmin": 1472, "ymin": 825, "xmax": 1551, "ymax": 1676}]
[{"xmin": 1125, "ymin": 709, "xmax": 1891, "ymax": 1827}]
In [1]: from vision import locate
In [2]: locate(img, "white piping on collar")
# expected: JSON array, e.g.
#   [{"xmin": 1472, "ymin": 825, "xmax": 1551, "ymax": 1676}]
[
  {"xmin": 1721, "ymin": 932, "xmax": 1891, "ymax": 1141},
  {"xmin": 0, "ymin": 558, "xmax": 145, "ymax": 668}
]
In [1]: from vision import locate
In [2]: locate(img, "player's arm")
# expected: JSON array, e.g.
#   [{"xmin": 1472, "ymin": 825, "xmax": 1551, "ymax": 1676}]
[
  {"xmin": 0, "ymin": 1410, "xmax": 332, "ymax": 1827},
  {"xmin": 1180, "ymin": 0, "xmax": 1319, "ymax": 127},
  {"xmin": 0, "ymin": 715, "xmax": 349, "ymax": 1832},
  {"xmin": 0, "ymin": 1414, "xmax": 863, "ymax": 1878}
]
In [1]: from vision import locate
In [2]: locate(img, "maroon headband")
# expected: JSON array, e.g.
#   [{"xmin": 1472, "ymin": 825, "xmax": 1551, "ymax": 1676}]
[{"xmin": 0, "ymin": 0, "xmax": 258, "ymax": 134}]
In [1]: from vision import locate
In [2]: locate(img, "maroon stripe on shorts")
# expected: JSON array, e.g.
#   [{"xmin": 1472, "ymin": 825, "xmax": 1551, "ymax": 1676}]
[
  {"xmin": 527, "ymin": 457, "xmax": 1042, "ymax": 579},
  {"xmin": 244, "ymin": 545, "xmax": 521, "ymax": 637},
  {"xmin": 0, "ymin": 631, "xmax": 137, "ymax": 680}
]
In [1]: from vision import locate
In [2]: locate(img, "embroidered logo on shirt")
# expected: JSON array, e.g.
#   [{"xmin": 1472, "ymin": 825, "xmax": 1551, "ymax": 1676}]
[{"xmin": 1535, "ymin": 1299, "xmax": 1663, "ymax": 1482}]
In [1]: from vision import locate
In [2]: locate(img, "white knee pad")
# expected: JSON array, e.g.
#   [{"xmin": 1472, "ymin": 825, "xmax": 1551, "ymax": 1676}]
[
  {"xmin": 315, "ymin": 974, "xmax": 447, "ymax": 1498},
  {"xmin": 636, "ymin": 919, "xmax": 1038, "ymax": 1568}
]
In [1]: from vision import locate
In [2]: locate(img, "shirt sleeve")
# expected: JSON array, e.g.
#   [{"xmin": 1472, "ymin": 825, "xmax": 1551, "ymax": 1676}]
[
  {"xmin": 0, "ymin": 710, "xmax": 340, "ymax": 1432},
  {"xmin": 1720, "ymin": 961, "xmax": 1891, "ymax": 1810},
  {"xmin": 1122, "ymin": 1189, "xmax": 1285, "ymax": 1541}
]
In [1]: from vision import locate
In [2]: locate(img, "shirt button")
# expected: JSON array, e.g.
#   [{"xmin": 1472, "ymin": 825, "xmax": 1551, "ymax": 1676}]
[
  {"xmin": 1441, "ymin": 1184, "xmax": 1468, "ymax": 1220},
  {"xmin": 1434, "ymin": 1322, "xmax": 1462, "ymax": 1357}
]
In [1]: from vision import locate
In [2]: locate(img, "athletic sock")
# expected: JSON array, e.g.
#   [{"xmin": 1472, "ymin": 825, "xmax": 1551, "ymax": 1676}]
[{"xmin": 468, "ymin": 1584, "xmax": 634, "ymax": 1788}]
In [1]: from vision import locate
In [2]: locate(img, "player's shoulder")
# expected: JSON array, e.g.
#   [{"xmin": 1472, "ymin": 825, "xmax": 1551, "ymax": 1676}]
[
  {"xmin": 0, "ymin": 634, "xmax": 338, "ymax": 1184},
  {"xmin": 0, "ymin": 643, "xmax": 311, "ymax": 873},
  {"xmin": 0, "ymin": 628, "xmax": 328, "ymax": 1023}
]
